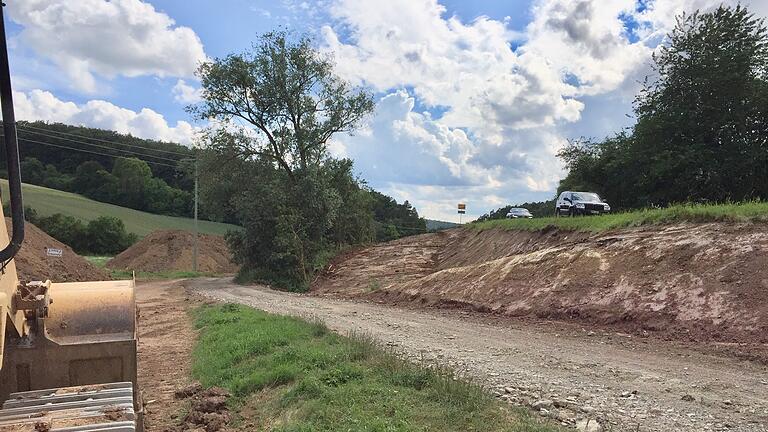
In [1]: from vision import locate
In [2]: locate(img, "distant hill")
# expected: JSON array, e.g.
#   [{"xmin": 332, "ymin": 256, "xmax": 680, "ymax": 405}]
[
  {"xmin": 425, "ymin": 219, "xmax": 460, "ymax": 231},
  {"xmin": 0, "ymin": 179, "xmax": 238, "ymax": 237}
]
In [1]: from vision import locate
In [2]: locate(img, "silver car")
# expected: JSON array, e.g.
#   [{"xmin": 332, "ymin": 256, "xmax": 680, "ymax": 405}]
[{"xmin": 506, "ymin": 208, "xmax": 534, "ymax": 219}]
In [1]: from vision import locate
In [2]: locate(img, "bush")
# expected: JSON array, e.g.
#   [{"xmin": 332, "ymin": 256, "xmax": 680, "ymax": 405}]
[
  {"xmin": 84, "ymin": 216, "xmax": 137, "ymax": 255},
  {"xmin": 29, "ymin": 213, "xmax": 136, "ymax": 255}
]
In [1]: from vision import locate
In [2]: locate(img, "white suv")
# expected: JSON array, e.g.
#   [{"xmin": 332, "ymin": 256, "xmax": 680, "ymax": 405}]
[{"xmin": 555, "ymin": 191, "xmax": 611, "ymax": 216}]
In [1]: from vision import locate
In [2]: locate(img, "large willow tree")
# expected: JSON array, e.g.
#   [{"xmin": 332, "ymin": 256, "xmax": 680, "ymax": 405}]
[{"xmin": 192, "ymin": 32, "xmax": 375, "ymax": 289}]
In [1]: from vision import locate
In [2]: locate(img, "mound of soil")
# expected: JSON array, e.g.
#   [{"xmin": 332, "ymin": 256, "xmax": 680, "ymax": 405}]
[
  {"xmin": 107, "ymin": 230, "xmax": 238, "ymax": 274},
  {"xmin": 5, "ymin": 218, "xmax": 109, "ymax": 282},
  {"xmin": 313, "ymin": 223, "xmax": 768, "ymax": 346}
]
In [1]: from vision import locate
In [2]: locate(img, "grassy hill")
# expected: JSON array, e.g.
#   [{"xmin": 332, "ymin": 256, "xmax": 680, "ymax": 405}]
[{"xmin": 1, "ymin": 179, "xmax": 239, "ymax": 237}]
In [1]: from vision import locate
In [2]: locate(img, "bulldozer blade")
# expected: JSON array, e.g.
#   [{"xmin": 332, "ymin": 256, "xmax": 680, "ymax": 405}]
[{"xmin": 0, "ymin": 279, "xmax": 142, "ymax": 430}]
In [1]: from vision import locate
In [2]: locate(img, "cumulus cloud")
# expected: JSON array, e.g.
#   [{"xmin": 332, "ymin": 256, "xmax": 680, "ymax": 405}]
[
  {"xmin": 334, "ymin": 90, "xmax": 486, "ymax": 186},
  {"xmin": 172, "ymin": 79, "xmax": 203, "ymax": 104},
  {"xmin": 320, "ymin": 0, "xmax": 656, "ymax": 218},
  {"xmin": 7, "ymin": 0, "xmax": 207, "ymax": 93},
  {"xmin": 320, "ymin": 0, "xmax": 768, "ymax": 219},
  {"xmin": 12, "ymin": 89, "xmax": 199, "ymax": 144}
]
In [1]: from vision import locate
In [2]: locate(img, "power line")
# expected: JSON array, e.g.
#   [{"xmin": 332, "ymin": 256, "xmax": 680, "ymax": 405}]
[
  {"xmin": 17, "ymin": 128, "xmax": 183, "ymax": 163},
  {"xmin": 0, "ymin": 135, "xmax": 180, "ymax": 168},
  {"xmin": 16, "ymin": 123, "xmax": 192, "ymax": 157}
]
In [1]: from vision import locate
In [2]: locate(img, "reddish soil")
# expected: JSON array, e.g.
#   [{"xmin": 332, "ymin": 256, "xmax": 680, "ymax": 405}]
[
  {"xmin": 5, "ymin": 218, "xmax": 109, "ymax": 282},
  {"xmin": 313, "ymin": 223, "xmax": 768, "ymax": 349},
  {"xmin": 107, "ymin": 230, "xmax": 238, "ymax": 274}
]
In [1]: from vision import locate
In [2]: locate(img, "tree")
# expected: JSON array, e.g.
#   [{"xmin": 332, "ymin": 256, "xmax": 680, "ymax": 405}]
[
  {"xmin": 85, "ymin": 216, "xmax": 137, "ymax": 255},
  {"xmin": 191, "ymin": 31, "xmax": 374, "ymax": 180},
  {"xmin": 20, "ymin": 157, "xmax": 45, "ymax": 185},
  {"xmin": 633, "ymin": 5, "xmax": 768, "ymax": 204},
  {"xmin": 73, "ymin": 161, "xmax": 108, "ymax": 194},
  {"xmin": 112, "ymin": 157, "xmax": 153, "ymax": 209},
  {"xmin": 193, "ymin": 32, "xmax": 375, "ymax": 290}
]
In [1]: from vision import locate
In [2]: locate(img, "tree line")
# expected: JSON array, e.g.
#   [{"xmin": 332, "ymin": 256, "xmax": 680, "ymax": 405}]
[
  {"xmin": 559, "ymin": 5, "xmax": 768, "ymax": 209},
  {"xmin": 481, "ymin": 5, "xmax": 768, "ymax": 220},
  {"xmin": 3, "ymin": 204, "xmax": 136, "ymax": 255}
]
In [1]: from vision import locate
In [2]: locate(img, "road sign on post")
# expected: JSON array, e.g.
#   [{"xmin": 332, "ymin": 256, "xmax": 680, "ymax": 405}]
[{"xmin": 457, "ymin": 203, "xmax": 466, "ymax": 224}]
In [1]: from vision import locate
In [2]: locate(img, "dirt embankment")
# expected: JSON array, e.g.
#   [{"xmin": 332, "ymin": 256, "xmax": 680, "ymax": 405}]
[
  {"xmin": 107, "ymin": 230, "xmax": 238, "ymax": 274},
  {"xmin": 5, "ymin": 218, "xmax": 109, "ymax": 282},
  {"xmin": 313, "ymin": 223, "xmax": 768, "ymax": 347}
]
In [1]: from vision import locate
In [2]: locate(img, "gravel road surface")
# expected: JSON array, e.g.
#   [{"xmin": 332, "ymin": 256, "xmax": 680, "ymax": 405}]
[{"xmin": 188, "ymin": 277, "xmax": 768, "ymax": 432}]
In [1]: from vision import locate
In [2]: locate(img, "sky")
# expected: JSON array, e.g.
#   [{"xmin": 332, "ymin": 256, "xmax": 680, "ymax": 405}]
[{"xmin": 4, "ymin": 0, "xmax": 768, "ymax": 221}]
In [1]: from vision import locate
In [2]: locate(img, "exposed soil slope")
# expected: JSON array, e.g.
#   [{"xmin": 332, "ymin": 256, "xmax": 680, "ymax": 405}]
[
  {"xmin": 107, "ymin": 230, "xmax": 238, "ymax": 274},
  {"xmin": 313, "ymin": 223, "xmax": 768, "ymax": 345},
  {"xmin": 5, "ymin": 218, "xmax": 109, "ymax": 282}
]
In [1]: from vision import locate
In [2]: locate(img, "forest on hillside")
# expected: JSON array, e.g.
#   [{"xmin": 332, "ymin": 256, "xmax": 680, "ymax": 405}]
[{"xmin": 0, "ymin": 120, "xmax": 427, "ymax": 243}]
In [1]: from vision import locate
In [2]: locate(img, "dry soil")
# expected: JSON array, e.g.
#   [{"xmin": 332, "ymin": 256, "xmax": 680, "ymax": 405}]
[{"xmin": 108, "ymin": 230, "xmax": 238, "ymax": 274}]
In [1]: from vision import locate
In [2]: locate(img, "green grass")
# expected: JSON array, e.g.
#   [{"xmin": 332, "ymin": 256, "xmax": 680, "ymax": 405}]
[
  {"xmin": 1, "ymin": 179, "xmax": 239, "ymax": 237},
  {"xmin": 473, "ymin": 201, "xmax": 768, "ymax": 233},
  {"xmin": 84, "ymin": 256, "xmax": 223, "ymax": 280},
  {"xmin": 191, "ymin": 304, "xmax": 564, "ymax": 432},
  {"xmin": 84, "ymin": 255, "xmax": 111, "ymax": 268}
]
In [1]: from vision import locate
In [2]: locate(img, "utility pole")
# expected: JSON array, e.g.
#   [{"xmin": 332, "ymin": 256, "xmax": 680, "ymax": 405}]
[{"xmin": 192, "ymin": 158, "xmax": 198, "ymax": 272}]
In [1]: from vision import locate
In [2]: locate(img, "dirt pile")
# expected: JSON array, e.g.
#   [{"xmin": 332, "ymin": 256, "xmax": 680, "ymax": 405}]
[
  {"xmin": 313, "ymin": 223, "xmax": 768, "ymax": 345},
  {"xmin": 171, "ymin": 383, "xmax": 230, "ymax": 432},
  {"xmin": 107, "ymin": 230, "xmax": 238, "ymax": 274},
  {"xmin": 5, "ymin": 218, "xmax": 109, "ymax": 282}
]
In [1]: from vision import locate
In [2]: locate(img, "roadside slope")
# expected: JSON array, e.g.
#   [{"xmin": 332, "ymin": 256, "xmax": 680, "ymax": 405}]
[{"xmin": 313, "ymin": 223, "xmax": 768, "ymax": 349}]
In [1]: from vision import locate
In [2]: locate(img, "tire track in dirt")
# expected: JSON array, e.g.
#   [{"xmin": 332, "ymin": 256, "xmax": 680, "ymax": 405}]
[
  {"xmin": 189, "ymin": 277, "xmax": 768, "ymax": 432},
  {"xmin": 136, "ymin": 280, "xmax": 198, "ymax": 431}
]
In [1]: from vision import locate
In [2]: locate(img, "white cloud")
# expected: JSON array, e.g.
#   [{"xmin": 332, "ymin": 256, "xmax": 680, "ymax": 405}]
[
  {"xmin": 321, "ymin": 0, "xmax": 655, "ymax": 218},
  {"xmin": 172, "ymin": 79, "xmax": 203, "ymax": 104},
  {"xmin": 12, "ymin": 89, "xmax": 199, "ymax": 144},
  {"xmin": 334, "ymin": 90, "xmax": 487, "ymax": 187},
  {"xmin": 7, "ymin": 0, "xmax": 207, "ymax": 93},
  {"xmin": 322, "ymin": 0, "xmax": 768, "ymax": 219}
]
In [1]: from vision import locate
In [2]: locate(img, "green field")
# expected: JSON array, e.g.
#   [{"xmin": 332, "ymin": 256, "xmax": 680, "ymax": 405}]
[
  {"xmin": 0, "ymin": 179, "xmax": 239, "ymax": 237},
  {"xmin": 473, "ymin": 201, "xmax": 768, "ymax": 232},
  {"xmin": 191, "ymin": 303, "xmax": 563, "ymax": 431}
]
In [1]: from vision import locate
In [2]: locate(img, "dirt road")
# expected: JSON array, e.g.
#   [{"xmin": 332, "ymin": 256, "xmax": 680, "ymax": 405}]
[
  {"xmin": 136, "ymin": 279, "xmax": 198, "ymax": 431},
  {"xmin": 189, "ymin": 277, "xmax": 768, "ymax": 432}
]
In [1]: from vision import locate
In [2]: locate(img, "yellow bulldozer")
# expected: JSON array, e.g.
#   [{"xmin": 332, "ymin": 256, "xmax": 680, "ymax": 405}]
[{"xmin": 0, "ymin": 4, "xmax": 143, "ymax": 431}]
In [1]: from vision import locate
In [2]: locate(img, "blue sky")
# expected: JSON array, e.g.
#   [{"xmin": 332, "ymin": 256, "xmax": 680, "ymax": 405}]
[{"xmin": 4, "ymin": 0, "xmax": 767, "ymax": 221}]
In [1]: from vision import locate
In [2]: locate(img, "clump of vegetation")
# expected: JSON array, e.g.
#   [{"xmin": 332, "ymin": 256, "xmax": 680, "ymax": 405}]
[
  {"xmin": 190, "ymin": 303, "xmax": 564, "ymax": 431},
  {"xmin": 193, "ymin": 31, "xmax": 425, "ymax": 291},
  {"xmin": 7, "ymin": 204, "xmax": 137, "ymax": 255},
  {"xmin": 472, "ymin": 201, "xmax": 768, "ymax": 233}
]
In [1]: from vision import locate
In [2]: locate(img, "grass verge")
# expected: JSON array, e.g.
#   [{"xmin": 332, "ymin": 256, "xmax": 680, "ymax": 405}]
[
  {"xmin": 473, "ymin": 201, "xmax": 768, "ymax": 232},
  {"xmin": 84, "ymin": 256, "xmax": 223, "ymax": 280},
  {"xmin": 191, "ymin": 303, "xmax": 564, "ymax": 432}
]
